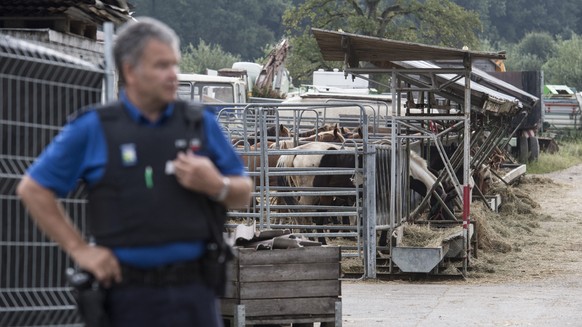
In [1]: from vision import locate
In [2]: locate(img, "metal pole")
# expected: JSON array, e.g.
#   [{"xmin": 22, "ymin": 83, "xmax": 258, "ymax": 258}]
[
  {"xmin": 335, "ymin": 301, "xmax": 343, "ymax": 327},
  {"xmin": 389, "ymin": 71, "xmax": 397, "ymax": 272},
  {"xmin": 391, "ymin": 70, "xmax": 397, "ymax": 116},
  {"xmin": 234, "ymin": 304, "xmax": 245, "ymax": 327},
  {"xmin": 103, "ymin": 22, "xmax": 115, "ymax": 102},
  {"xmin": 364, "ymin": 143, "xmax": 377, "ymax": 279},
  {"xmin": 462, "ymin": 55, "xmax": 472, "ymax": 275},
  {"xmin": 358, "ymin": 102, "xmax": 376, "ymax": 279}
]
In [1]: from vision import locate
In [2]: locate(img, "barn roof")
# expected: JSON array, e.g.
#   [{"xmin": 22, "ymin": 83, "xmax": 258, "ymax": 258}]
[
  {"xmin": 0, "ymin": 0, "xmax": 132, "ymax": 25},
  {"xmin": 394, "ymin": 60, "xmax": 538, "ymax": 109},
  {"xmin": 0, "ymin": 0, "xmax": 133, "ymax": 40},
  {"xmin": 312, "ymin": 28, "xmax": 506, "ymax": 64},
  {"xmin": 0, "ymin": 33, "xmax": 98, "ymax": 69},
  {"xmin": 0, "ymin": 34, "xmax": 103, "ymax": 89},
  {"xmin": 311, "ymin": 29, "xmax": 541, "ymax": 114}
]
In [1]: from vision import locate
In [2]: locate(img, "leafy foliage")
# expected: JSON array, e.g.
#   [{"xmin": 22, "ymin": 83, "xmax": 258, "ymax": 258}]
[
  {"xmin": 502, "ymin": 31, "xmax": 582, "ymax": 90},
  {"xmin": 282, "ymin": 0, "xmax": 481, "ymax": 85},
  {"xmin": 505, "ymin": 51, "xmax": 546, "ymax": 72},
  {"xmin": 126, "ymin": 0, "xmax": 582, "ymax": 91},
  {"xmin": 180, "ymin": 40, "xmax": 241, "ymax": 74},
  {"xmin": 284, "ymin": 34, "xmax": 342, "ymax": 86},
  {"xmin": 451, "ymin": 0, "xmax": 582, "ymax": 44},
  {"xmin": 542, "ymin": 35, "xmax": 582, "ymax": 88},
  {"xmin": 129, "ymin": 0, "xmax": 288, "ymax": 60},
  {"xmin": 284, "ymin": 0, "xmax": 481, "ymax": 46},
  {"xmin": 504, "ymin": 32, "xmax": 557, "ymax": 72},
  {"xmin": 517, "ymin": 33, "xmax": 557, "ymax": 62}
]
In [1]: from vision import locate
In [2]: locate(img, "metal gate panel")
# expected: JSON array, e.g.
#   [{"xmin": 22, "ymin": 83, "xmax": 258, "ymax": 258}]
[
  {"xmin": 218, "ymin": 104, "xmax": 379, "ymax": 278},
  {"xmin": 1, "ymin": 34, "xmax": 103, "ymax": 327}
]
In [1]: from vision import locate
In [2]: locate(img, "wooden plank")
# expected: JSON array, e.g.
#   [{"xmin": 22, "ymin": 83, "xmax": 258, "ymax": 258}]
[
  {"xmin": 239, "ymin": 280, "xmax": 340, "ymax": 299},
  {"xmin": 245, "ymin": 316, "xmax": 335, "ymax": 325},
  {"xmin": 226, "ymin": 261, "xmax": 239, "ymax": 280},
  {"xmin": 220, "ymin": 298, "xmax": 339, "ymax": 320},
  {"xmin": 238, "ymin": 262, "xmax": 340, "ymax": 282},
  {"xmin": 222, "ymin": 281, "xmax": 240, "ymax": 299},
  {"xmin": 500, "ymin": 164, "xmax": 526, "ymax": 184},
  {"xmin": 236, "ymin": 246, "xmax": 340, "ymax": 265},
  {"xmin": 222, "ymin": 315, "xmax": 335, "ymax": 326},
  {"xmin": 240, "ymin": 297, "xmax": 338, "ymax": 317}
]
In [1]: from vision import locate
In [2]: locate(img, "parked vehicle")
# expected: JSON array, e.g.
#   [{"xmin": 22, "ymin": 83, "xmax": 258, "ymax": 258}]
[
  {"xmin": 542, "ymin": 84, "xmax": 582, "ymax": 130},
  {"xmin": 177, "ymin": 73, "xmax": 247, "ymax": 104}
]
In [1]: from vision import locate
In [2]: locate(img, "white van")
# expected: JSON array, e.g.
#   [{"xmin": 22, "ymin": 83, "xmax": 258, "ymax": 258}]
[{"xmin": 177, "ymin": 73, "xmax": 247, "ymax": 104}]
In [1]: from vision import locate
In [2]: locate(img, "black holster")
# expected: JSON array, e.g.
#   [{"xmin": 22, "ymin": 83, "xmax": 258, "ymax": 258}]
[
  {"xmin": 201, "ymin": 198, "xmax": 235, "ymax": 297},
  {"xmin": 66, "ymin": 268, "xmax": 110, "ymax": 327},
  {"xmin": 201, "ymin": 240, "xmax": 234, "ymax": 297}
]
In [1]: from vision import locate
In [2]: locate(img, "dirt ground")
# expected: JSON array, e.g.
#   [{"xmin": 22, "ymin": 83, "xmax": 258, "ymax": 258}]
[
  {"xmin": 468, "ymin": 163, "xmax": 582, "ymax": 283},
  {"xmin": 340, "ymin": 164, "xmax": 582, "ymax": 326}
]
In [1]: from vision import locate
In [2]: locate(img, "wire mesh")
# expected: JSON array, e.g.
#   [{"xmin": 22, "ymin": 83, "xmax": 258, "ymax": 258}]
[{"xmin": 1, "ymin": 34, "xmax": 103, "ymax": 327}]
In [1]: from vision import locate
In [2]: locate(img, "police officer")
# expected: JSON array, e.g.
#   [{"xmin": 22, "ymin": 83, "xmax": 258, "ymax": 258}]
[{"xmin": 17, "ymin": 17, "xmax": 252, "ymax": 326}]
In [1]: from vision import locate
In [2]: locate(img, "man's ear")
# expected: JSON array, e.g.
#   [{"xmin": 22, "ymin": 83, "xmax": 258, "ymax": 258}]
[{"xmin": 122, "ymin": 62, "xmax": 135, "ymax": 86}]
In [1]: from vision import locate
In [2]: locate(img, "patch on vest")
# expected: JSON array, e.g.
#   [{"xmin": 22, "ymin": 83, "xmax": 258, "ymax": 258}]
[{"xmin": 120, "ymin": 143, "xmax": 137, "ymax": 166}]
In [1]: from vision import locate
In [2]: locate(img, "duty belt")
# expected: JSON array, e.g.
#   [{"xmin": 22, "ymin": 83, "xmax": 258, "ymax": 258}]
[{"xmin": 118, "ymin": 260, "xmax": 203, "ymax": 287}]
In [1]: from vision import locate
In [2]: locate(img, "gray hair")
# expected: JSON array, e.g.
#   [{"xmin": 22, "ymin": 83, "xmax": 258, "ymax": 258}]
[{"xmin": 113, "ymin": 17, "xmax": 180, "ymax": 81}]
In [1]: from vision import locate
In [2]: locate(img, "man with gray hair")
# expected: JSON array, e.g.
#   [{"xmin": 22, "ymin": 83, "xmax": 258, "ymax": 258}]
[{"xmin": 17, "ymin": 17, "xmax": 252, "ymax": 326}]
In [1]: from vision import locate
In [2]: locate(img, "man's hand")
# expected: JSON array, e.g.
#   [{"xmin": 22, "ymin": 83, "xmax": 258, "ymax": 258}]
[
  {"xmin": 173, "ymin": 151, "xmax": 253, "ymax": 208},
  {"xmin": 17, "ymin": 176, "xmax": 122, "ymax": 288},
  {"xmin": 173, "ymin": 151, "xmax": 224, "ymax": 197},
  {"xmin": 70, "ymin": 245, "xmax": 121, "ymax": 288}
]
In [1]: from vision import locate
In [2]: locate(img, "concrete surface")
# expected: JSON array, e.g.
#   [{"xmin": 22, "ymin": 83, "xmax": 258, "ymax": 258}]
[{"xmin": 341, "ymin": 277, "xmax": 582, "ymax": 326}]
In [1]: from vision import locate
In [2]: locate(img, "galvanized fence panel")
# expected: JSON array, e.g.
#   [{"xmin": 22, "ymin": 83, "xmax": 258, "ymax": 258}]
[
  {"xmin": 217, "ymin": 103, "xmax": 381, "ymax": 278},
  {"xmin": 1, "ymin": 34, "xmax": 104, "ymax": 327}
]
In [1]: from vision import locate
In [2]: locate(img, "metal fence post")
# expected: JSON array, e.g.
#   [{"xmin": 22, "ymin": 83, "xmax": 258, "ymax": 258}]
[
  {"xmin": 103, "ymin": 22, "xmax": 115, "ymax": 102},
  {"xmin": 363, "ymin": 143, "xmax": 377, "ymax": 279}
]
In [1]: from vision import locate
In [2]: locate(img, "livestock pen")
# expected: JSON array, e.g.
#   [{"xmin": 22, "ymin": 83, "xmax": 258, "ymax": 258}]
[
  {"xmin": 1, "ymin": 28, "xmax": 538, "ymax": 327},
  {"xmin": 216, "ymin": 102, "xmax": 481, "ymax": 279}
]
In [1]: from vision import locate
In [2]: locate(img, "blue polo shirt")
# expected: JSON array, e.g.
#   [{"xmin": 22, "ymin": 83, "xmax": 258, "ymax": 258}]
[{"xmin": 27, "ymin": 91, "xmax": 245, "ymax": 268}]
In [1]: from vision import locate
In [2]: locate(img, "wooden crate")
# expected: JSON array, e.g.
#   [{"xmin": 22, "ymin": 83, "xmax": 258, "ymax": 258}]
[{"xmin": 221, "ymin": 246, "xmax": 342, "ymax": 327}]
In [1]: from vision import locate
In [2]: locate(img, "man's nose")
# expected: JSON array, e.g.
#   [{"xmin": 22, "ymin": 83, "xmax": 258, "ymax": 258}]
[{"xmin": 168, "ymin": 66, "xmax": 178, "ymax": 82}]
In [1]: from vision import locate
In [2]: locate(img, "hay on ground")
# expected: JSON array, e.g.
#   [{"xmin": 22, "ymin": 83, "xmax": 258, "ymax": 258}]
[
  {"xmin": 400, "ymin": 224, "xmax": 463, "ymax": 248},
  {"xmin": 468, "ymin": 177, "xmax": 554, "ymax": 278}
]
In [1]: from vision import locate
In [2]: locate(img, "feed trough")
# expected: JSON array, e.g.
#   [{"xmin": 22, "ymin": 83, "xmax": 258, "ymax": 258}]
[{"xmin": 392, "ymin": 245, "xmax": 448, "ymax": 273}]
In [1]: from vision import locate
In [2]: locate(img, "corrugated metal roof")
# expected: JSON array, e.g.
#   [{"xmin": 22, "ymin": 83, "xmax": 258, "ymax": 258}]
[
  {"xmin": 0, "ymin": 34, "xmax": 103, "ymax": 90},
  {"xmin": 312, "ymin": 28, "xmax": 506, "ymax": 64},
  {"xmin": 311, "ymin": 29, "xmax": 537, "ymax": 115},
  {"xmin": 397, "ymin": 60, "xmax": 520, "ymax": 107},
  {"xmin": 472, "ymin": 67, "xmax": 538, "ymax": 108},
  {"xmin": 0, "ymin": 0, "xmax": 132, "ymax": 25},
  {"xmin": 0, "ymin": 33, "xmax": 99, "ymax": 69}
]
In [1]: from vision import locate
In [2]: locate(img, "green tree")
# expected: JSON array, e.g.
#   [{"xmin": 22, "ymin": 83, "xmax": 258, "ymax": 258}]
[
  {"xmin": 180, "ymin": 40, "xmax": 241, "ymax": 74},
  {"xmin": 543, "ymin": 35, "xmax": 582, "ymax": 89},
  {"xmin": 451, "ymin": 0, "xmax": 582, "ymax": 44},
  {"xmin": 505, "ymin": 51, "xmax": 546, "ymax": 72},
  {"xmin": 129, "ymin": 0, "xmax": 289, "ymax": 60},
  {"xmin": 504, "ymin": 32, "xmax": 557, "ymax": 72},
  {"xmin": 517, "ymin": 32, "xmax": 557, "ymax": 62},
  {"xmin": 285, "ymin": 34, "xmax": 342, "ymax": 86},
  {"xmin": 283, "ymin": 0, "xmax": 482, "ymax": 85}
]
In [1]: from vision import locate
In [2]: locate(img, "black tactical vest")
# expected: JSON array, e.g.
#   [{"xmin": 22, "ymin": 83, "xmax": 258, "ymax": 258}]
[{"xmin": 85, "ymin": 100, "xmax": 223, "ymax": 248}]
